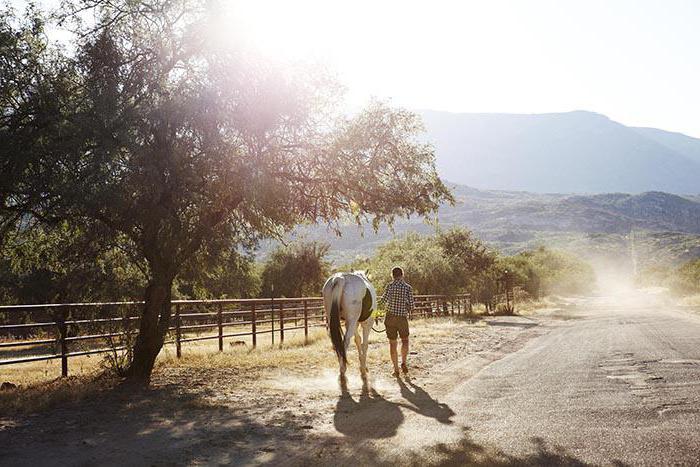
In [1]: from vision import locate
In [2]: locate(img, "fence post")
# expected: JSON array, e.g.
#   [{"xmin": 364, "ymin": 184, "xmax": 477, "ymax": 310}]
[
  {"xmin": 217, "ymin": 303, "xmax": 223, "ymax": 352},
  {"xmin": 303, "ymin": 299, "xmax": 309, "ymax": 343},
  {"xmin": 56, "ymin": 307, "xmax": 68, "ymax": 377},
  {"xmin": 175, "ymin": 303, "xmax": 182, "ymax": 358},
  {"xmin": 270, "ymin": 298, "xmax": 275, "ymax": 346},
  {"xmin": 251, "ymin": 302, "xmax": 257, "ymax": 348},
  {"xmin": 279, "ymin": 302, "xmax": 285, "ymax": 344}
]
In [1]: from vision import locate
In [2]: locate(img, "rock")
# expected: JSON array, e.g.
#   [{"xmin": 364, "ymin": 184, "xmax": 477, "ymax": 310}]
[
  {"xmin": 0, "ymin": 382, "xmax": 17, "ymax": 391},
  {"xmin": 229, "ymin": 341, "xmax": 246, "ymax": 347}
]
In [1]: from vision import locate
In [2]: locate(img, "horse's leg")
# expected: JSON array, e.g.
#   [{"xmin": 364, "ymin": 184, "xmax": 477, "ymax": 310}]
[
  {"xmin": 353, "ymin": 323, "xmax": 364, "ymax": 375},
  {"xmin": 360, "ymin": 318, "xmax": 372, "ymax": 375},
  {"xmin": 344, "ymin": 314, "xmax": 359, "ymax": 373}
]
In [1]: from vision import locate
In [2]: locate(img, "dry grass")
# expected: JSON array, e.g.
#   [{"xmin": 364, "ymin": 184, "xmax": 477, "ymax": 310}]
[
  {"xmin": 468, "ymin": 297, "xmax": 562, "ymax": 316},
  {"xmin": 0, "ymin": 373, "xmax": 117, "ymax": 416},
  {"xmin": 678, "ymin": 294, "xmax": 700, "ymax": 307},
  {"xmin": 515, "ymin": 296, "xmax": 569, "ymax": 315},
  {"xmin": 0, "ymin": 310, "xmax": 514, "ymax": 416},
  {"xmin": 156, "ymin": 317, "xmax": 475, "ymax": 375}
]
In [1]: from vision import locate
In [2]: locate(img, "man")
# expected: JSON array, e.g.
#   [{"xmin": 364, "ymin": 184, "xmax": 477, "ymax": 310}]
[{"xmin": 380, "ymin": 266, "xmax": 415, "ymax": 377}]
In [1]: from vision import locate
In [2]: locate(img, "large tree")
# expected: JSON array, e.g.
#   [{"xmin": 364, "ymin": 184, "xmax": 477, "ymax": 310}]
[{"xmin": 1, "ymin": 1, "xmax": 452, "ymax": 384}]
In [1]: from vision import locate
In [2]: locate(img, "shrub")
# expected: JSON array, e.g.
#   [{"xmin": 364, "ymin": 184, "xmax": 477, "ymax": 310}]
[{"xmin": 260, "ymin": 241, "xmax": 331, "ymax": 297}]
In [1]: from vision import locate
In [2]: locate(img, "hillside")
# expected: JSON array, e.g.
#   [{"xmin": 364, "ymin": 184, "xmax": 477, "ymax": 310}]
[
  {"xmin": 420, "ymin": 110, "xmax": 700, "ymax": 194},
  {"xmin": 438, "ymin": 187, "xmax": 700, "ymax": 234},
  {"xmin": 285, "ymin": 185, "xmax": 700, "ymax": 268}
]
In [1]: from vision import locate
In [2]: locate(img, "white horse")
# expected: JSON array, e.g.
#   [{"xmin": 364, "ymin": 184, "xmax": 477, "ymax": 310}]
[{"xmin": 322, "ymin": 271, "xmax": 376, "ymax": 377}]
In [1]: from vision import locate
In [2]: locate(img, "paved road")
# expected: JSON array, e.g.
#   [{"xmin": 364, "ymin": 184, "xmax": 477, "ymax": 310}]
[
  {"xmin": 433, "ymin": 300, "xmax": 700, "ymax": 465},
  {"xmin": 310, "ymin": 298, "xmax": 700, "ymax": 466}
]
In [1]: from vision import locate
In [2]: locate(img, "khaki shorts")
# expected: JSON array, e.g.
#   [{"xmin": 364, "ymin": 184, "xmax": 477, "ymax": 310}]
[{"xmin": 385, "ymin": 314, "xmax": 410, "ymax": 340}]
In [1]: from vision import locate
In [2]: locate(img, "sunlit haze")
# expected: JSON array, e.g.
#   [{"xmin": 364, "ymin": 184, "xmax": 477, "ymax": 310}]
[
  {"xmin": 230, "ymin": 0, "xmax": 700, "ymax": 137},
  {"xmin": 16, "ymin": 0, "xmax": 700, "ymax": 136}
]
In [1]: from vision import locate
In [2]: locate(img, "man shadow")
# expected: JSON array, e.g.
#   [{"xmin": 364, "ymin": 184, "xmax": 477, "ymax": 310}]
[
  {"xmin": 333, "ymin": 374, "xmax": 456, "ymax": 439},
  {"xmin": 333, "ymin": 375, "xmax": 404, "ymax": 439},
  {"xmin": 397, "ymin": 377, "xmax": 455, "ymax": 425}
]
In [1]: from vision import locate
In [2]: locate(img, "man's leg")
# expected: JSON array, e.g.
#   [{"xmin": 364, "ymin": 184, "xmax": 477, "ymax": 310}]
[
  {"xmin": 389, "ymin": 339, "xmax": 400, "ymax": 375},
  {"xmin": 401, "ymin": 337, "xmax": 409, "ymax": 371},
  {"xmin": 400, "ymin": 316, "xmax": 410, "ymax": 373},
  {"xmin": 386, "ymin": 315, "xmax": 401, "ymax": 376}
]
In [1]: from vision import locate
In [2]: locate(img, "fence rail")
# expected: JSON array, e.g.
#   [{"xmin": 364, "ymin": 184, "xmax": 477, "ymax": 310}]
[{"xmin": 0, "ymin": 294, "xmax": 470, "ymax": 377}]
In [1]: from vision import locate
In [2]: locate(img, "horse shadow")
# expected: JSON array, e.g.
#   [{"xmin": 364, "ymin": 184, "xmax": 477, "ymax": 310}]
[
  {"xmin": 333, "ymin": 375, "xmax": 455, "ymax": 439},
  {"xmin": 334, "ymin": 376, "xmax": 404, "ymax": 439}
]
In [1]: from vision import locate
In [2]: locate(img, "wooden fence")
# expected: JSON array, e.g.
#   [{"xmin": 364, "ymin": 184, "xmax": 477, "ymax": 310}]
[{"xmin": 0, "ymin": 294, "xmax": 470, "ymax": 378}]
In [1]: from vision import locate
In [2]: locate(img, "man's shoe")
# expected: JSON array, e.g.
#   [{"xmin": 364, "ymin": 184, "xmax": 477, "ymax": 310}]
[{"xmin": 401, "ymin": 363, "xmax": 409, "ymax": 374}]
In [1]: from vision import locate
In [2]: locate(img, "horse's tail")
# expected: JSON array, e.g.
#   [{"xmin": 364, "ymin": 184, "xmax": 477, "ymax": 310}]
[{"xmin": 329, "ymin": 276, "xmax": 346, "ymax": 365}]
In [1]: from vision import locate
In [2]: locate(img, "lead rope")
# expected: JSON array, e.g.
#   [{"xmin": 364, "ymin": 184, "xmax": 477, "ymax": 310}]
[{"xmin": 372, "ymin": 315, "xmax": 385, "ymax": 333}]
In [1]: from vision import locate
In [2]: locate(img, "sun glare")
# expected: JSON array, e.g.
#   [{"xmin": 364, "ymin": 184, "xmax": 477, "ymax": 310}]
[{"xmin": 228, "ymin": 1, "xmax": 347, "ymax": 62}]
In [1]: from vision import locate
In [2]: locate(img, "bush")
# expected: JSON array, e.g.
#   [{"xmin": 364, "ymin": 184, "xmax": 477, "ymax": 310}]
[
  {"xmin": 502, "ymin": 247, "xmax": 595, "ymax": 297},
  {"xmin": 260, "ymin": 241, "xmax": 331, "ymax": 297},
  {"xmin": 634, "ymin": 258, "xmax": 700, "ymax": 296},
  {"xmin": 355, "ymin": 228, "xmax": 495, "ymax": 296}
]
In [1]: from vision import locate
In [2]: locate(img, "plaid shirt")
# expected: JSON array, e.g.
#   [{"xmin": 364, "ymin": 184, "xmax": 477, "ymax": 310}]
[{"xmin": 380, "ymin": 279, "xmax": 415, "ymax": 317}]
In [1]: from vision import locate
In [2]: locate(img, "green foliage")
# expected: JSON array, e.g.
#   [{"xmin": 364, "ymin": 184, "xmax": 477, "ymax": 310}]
[
  {"xmin": 350, "ymin": 231, "xmax": 594, "ymax": 303},
  {"xmin": 260, "ymin": 241, "xmax": 330, "ymax": 298},
  {"xmin": 672, "ymin": 259, "xmax": 700, "ymax": 295},
  {"xmin": 175, "ymin": 247, "xmax": 260, "ymax": 300},
  {"xmin": 503, "ymin": 247, "xmax": 596, "ymax": 297},
  {"xmin": 0, "ymin": 222, "xmax": 145, "ymax": 304},
  {"xmin": 636, "ymin": 258, "xmax": 700, "ymax": 296},
  {"xmin": 358, "ymin": 227, "xmax": 494, "ymax": 295}
]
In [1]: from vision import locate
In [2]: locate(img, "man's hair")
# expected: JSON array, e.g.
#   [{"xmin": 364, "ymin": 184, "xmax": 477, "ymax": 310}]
[{"xmin": 391, "ymin": 267, "xmax": 404, "ymax": 279}]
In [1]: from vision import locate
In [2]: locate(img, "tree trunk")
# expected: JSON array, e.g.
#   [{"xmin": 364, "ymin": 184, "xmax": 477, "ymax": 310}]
[{"xmin": 126, "ymin": 275, "xmax": 173, "ymax": 385}]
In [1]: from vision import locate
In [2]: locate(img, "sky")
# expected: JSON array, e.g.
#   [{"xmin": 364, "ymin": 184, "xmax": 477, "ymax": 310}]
[{"xmin": 13, "ymin": 0, "xmax": 700, "ymax": 137}]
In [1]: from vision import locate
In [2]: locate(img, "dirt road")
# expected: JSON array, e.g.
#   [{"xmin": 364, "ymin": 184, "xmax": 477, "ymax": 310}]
[{"xmin": 2, "ymin": 299, "xmax": 700, "ymax": 466}]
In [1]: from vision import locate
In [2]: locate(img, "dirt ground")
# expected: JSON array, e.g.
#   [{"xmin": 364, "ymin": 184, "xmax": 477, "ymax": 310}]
[{"xmin": 0, "ymin": 309, "xmax": 569, "ymax": 466}]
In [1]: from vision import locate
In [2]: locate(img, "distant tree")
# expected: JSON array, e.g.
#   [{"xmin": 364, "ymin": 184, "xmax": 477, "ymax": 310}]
[
  {"xmin": 0, "ymin": 1, "xmax": 452, "ymax": 384},
  {"xmin": 260, "ymin": 241, "xmax": 330, "ymax": 298},
  {"xmin": 0, "ymin": 223, "xmax": 145, "ymax": 305},
  {"xmin": 367, "ymin": 233, "xmax": 457, "ymax": 295},
  {"xmin": 365, "ymin": 229, "xmax": 495, "ymax": 297},
  {"xmin": 667, "ymin": 258, "xmax": 700, "ymax": 295},
  {"xmin": 176, "ymin": 246, "xmax": 260, "ymax": 300},
  {"xmin": 437, "ymin": 227, "xmax": 496, "ymax": 290},
  {"xmin": 502, "ymin": 247, "xmax": 594, "ymax": 297}
]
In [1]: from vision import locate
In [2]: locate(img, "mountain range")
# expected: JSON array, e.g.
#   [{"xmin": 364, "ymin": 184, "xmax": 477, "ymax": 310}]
[{"xmin": 419, "ymin": 110, "xmax": 700, "ymax": 194}]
